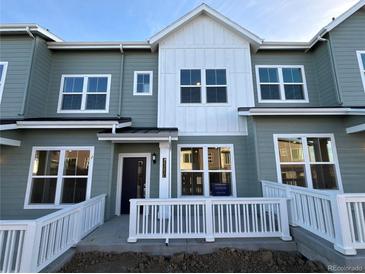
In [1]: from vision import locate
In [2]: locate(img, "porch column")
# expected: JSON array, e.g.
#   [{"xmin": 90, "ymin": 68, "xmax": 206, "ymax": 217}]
[{"xmin": 159, "ymin": 141, "xmax": 171, "ymax": 198}]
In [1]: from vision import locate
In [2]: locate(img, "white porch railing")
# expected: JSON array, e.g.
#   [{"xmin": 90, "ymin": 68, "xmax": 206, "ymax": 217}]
[
  {"xmin": 0, "ymin": 194, "xmax": 106, "ymax": 273},
  {"xmin": 262, "ymin": 180, "xmax": 365, "ymax": 255},
  {"xmin": 128, "ymin": 197, "xmax": 292, "ymax": 243}
]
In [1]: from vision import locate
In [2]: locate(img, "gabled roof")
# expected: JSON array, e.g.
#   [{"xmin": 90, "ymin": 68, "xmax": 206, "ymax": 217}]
[
  {"xmin": 0, "ymin": 24, "xmax": 63, "ymax": 42},
  {"xmin": 149, "ymin": 3, "xmax": 263, "ymax": 49}
]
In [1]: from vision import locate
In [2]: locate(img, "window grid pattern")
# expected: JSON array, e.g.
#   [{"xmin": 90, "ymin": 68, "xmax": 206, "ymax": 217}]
[
  {"xmin": 133, "ymin": 71, "xmax": 153, "ymax": 95},
  {"xmin": 25, "ymin": 147, "xmax": 93, "ymax": 208},
  {"xmin": 256, "ymin": 65, "xmax": 308, "ymax": 102},
  {"xmin": 58, "ymin": 75, "xmax": 111, "ymax": 113}
]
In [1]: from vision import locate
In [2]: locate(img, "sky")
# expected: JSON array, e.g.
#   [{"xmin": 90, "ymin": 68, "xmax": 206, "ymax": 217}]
[{"xmin": 0, "ymin": 0, "xmax": 359, "ymax": 42}]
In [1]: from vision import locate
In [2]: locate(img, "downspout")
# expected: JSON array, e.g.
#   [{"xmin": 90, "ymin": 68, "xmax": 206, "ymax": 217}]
[
  {"xmin": 323, "ymin": 35, "xmax": 343, "ymax": 105},
  {"xmin": 168, "ymin": 136, "xmax": 172, "ymax": 198},
  {"xmin": 118, "ymin": 44, "xmax": 124, "ymax": 117},
  {"xmin": 20, "ymin": 29, "xmax": 36, "ymax": 117}
]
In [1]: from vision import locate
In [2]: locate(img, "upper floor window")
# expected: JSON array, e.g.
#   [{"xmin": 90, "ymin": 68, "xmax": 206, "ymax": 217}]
[
  {"xmin": 206, "ymin": 69, "xmax": 227, "ymax": 103},
  {"xmin": 58, "ymin": 74, "xmax": 111, "ymax": 113},
  {"xmin": 180, "ymin": 69, "xmax": 227, "ymax": 104},
  {"xmin": 274, "ymin": 134, "xmax": 342, "ymax": 191},
  {"xmin": 24, "ymin": 147, "xmax": 94, "ymax": 209},
  {"xmin": 0, "ymin": 62, "xmax": 9, "ymax": 104},
  {"xmin": 133, "ymin": 71, "xmax": 153, "ymax": 95},
  {"xmin": 180, "ymin": 69, "xmax": 201, "ymax": 103},
  {"xmin": 256, "ymin": 65, "xmax": 308, "ymax": 103},
  {"xmin": 356, "ymin": 51, "xmax": 365, "ymax": 91},
  {"xmin": 178, "ymin": 144, "xmax": 236, "ymax": 197}
]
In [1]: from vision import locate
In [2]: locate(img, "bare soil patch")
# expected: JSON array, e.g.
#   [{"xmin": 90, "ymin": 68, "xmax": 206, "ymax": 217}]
[{"xmin": 59, "ymin": 248, "xmax": 328, "ymax": 273}]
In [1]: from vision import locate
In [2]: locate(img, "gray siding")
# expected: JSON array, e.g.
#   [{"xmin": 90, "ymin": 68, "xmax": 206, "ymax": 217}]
[
  {"xmin": 121, "ymin": 52, "xmax": 158, "ymax": 127},
  {"xmin": 171, "ymin": 136, "xmax": 260, "ymax": 198},
  {"xmin": 254, "ymin": 116, "xmax": 365, "ymax": 193},
  {"xmin": 0, "ymin": 129, "xmax": 115, "ymax": 220},
  {"xmin": 25, "ymin": 37, "xmax": 53, "ymax": 118},
  {"xmin": 330, "ymin": 8, "xmax": 365, "ymax": 106},
  {"xmin": 0, "ymin": 35, "xmax": 35, "ymax": 118},
  {"xmin": 252, "ymin": 47, "xmax": 339, "ymax": 107}
]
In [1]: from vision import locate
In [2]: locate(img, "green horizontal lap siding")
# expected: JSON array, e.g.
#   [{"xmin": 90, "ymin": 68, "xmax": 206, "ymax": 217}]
[
  {"xmin": 0, "ymin": 129, "xmax": 114, "ymax": 220},
  {"xmin": 110, "ymin": 144, "xmax": 160, "ymax": 216},
  {"xmin": 45, "ymin": 50, "xmax": 122, "ymax": 117},
  {"xmin": 171, "ymin": 136, "xmax": 260, "ymax": 198},
  {"xmin": 254, "ymin": 116, "xmax": 365, "ymax": 193},
  {"xmin": 0, "ymin": 35, "xmax": 34, "ymax": 118},
  {"xmin": 344, "ymin": 115, "xmax": 365, "ymax": 128},
  {"xmin": 121, "ymin": 52, "xmax": 158, "ymax": 127},
  {"xmin": 25, "ymin": 37, "xmax": 52, "ymax": 118},
  {"xmin": 252, "ymin": 47, "xmax": 338, "ymax": 107},
  {"xmin": 330, "ymin": 9, "xmax": 365, "ymax": 106}
]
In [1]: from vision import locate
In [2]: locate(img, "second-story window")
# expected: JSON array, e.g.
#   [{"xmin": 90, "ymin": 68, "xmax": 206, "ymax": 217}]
[
  {"xmin": 180, "ymin": 69, "xmax": 227, "ymax": 104},
  {"xmin": 58, "ymin": 74, "xmax": 111, "ymax": 113},
  {"xmin": 206, "ymin": 69, "xmax": 227, "ymax": 103},
  {"xmin": 180, "ymin": 69, "xmax": 201, "ymax": 103},
  {"xmin": 256, "ymin": 66, "xmax": 308, "ymax": 103},
  {"xmin": 356, "ymin": 51, "xmax": 365, "ymax": 91},
  {"xmin": 133, "ymin": 71, "xmax": 153, "ymax": 95},
  {"xmin": 0, "ymin": 62, "xmax": 9, "ymax": 104}
]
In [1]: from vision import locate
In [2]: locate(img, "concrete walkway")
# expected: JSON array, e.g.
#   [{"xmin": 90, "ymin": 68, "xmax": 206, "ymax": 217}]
[{"xmin": 77, "ymin": 215, "xmax": 296, "ymax": 255}]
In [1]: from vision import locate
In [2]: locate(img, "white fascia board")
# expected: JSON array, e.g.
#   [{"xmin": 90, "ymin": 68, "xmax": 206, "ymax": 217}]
[
  {"xmin": 98, "ymin": 136, "xmax": 178, "ymax": 142},
  {"xmin": 238, "ymin": 108, "xmax": 360, "ymax": 116},
  {"xmin": 260, "ymin": 42, "xmax": 311, "ymax": 50},
  {"xmin": 149, "ymin": 3, "xmax": 262, "ymax": 46},
  {"xmin": 47, "ymin": 42, "xmax": 150, "ymax": 50},
  {"xmin": 346, "ymin": 123, "xmax": 365, "ymax": 134},
  {"xmin": 16, "ymin": 121, "xmax": 131, "ymax": 129},
  {"xmin": 0, "ymin": 124, "xmax": 17, "ymax": 131},
  {"xmin": 0, "ymin": 137, "xmax": 21, "ymax": 146},
  {"xmin": 0, "ymin": 24, "xmax": 63, "ymax": 42}
]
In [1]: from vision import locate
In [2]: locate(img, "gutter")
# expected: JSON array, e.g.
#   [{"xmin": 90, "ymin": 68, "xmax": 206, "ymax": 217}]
[{"xmin": 238, "ymin": 108, "xmax": 365, "ymax": 116}]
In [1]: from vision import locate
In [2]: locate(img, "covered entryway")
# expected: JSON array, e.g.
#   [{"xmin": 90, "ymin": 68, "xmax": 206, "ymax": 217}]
[{"xmin": 118, "ymin": 153, "xmax": 151, "ymax": 214}]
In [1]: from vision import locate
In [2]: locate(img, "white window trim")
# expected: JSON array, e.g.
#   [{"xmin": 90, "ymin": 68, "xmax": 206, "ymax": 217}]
[
  {"xmin": 273, "ymin": 134, "xmax": 343, "ymax": 192},
  {"xmin": 57, "ymin": 74, "xmax": 111, "ymax": 113},
  {"xmin": 0, "ymin": 62, "xmax": 9, "ymax": 104},
  {"xmin": 177, "ymin": 144, "xmax": 237, "ymax": 198},
  {"xmin": 24, "ymin": 146, "xmax": 95, "ymax": 209},
  {"xmin": 256, "ymin": 65, "xmax": 309, "ymax": 103},
  {"xmin": 356, "ymin": 50, "xmax": 365, "ymax": 92},
  {"xmin": 133, "ymin": 71, "xmax": 153, "ymax": 96},
  {"xmin": 178, "ymin": 68, "xmax": 230, "ymax": 106}
]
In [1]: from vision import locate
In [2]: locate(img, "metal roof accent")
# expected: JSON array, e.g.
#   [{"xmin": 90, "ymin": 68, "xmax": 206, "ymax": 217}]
[
  {"xmin": 98, "ymin": 127, "xmax": 179, "ymax": 142},
  {"xmin": 238, "ymin": 107, "xmax": 365, "ymax": 116}
]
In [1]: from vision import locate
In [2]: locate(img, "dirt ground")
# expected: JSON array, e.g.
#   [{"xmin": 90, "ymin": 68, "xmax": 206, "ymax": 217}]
[{"xmin": 59, "ymin": 248, "xmax": 328, "ymax": 273}]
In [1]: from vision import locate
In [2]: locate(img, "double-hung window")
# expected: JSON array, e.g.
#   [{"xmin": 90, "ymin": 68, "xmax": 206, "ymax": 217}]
[
  {"xmin": 256, "ymin": 66, "xmax": 308, "ymax": 102},
  {"xmin": 0, "ymin": 62, "xmax": 8, "ymax": 104},
  {"xmin": 178, "ymin": 144, "xmax": 235, "ymax": 197},
  {"xmin": 356, "ymin": 51, "xmax": 365, "ymax": 91},
  {"xmin": 274, "ymin": 134, "xmax": 342, "ymax": 190},
  {"xmin": 206, "ymin": 69, "xmax": 227, "ymax": 103},
  {"xmin": 180, "ymin": 69, "xmax": 202, "ymax": 103},
  {"xmin": 180, "ymin": 69, "xmax": 228, "ymax": 104},
  {"xmin": 58, "ymin": 74, "xmax": 111, "ymax": 113},
  {"xmin": 133, "ymin": 71, "xmax": 153, "ymax": 95},
  {"xmin": 25, "ymin": 147, "xmax": 94, "ymax": 209}
]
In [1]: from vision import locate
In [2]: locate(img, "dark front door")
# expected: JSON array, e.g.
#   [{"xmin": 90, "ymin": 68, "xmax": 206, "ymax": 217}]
[{"xmin": 121, "ymin": 157, "xmax": 146, "ymax": 214}]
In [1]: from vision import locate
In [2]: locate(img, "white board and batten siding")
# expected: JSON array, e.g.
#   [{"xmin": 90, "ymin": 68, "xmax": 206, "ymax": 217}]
[{"xmin": 158, "ymin": 14, "xmax": 255, "ymax": 136}]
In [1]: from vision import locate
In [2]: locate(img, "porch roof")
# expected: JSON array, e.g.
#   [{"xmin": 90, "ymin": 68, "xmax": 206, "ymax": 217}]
[{"xmin": 97, "ymin": 127, "xmax": 178, "ymax": 142}]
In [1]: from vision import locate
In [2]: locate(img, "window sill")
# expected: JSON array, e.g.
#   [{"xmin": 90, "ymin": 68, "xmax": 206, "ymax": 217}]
[
  {"xmin": 57, "ymin": 110, "xmax": 109, "ymax": 114},
  {"xmin": 257, "ymin": 100, "xmax": 309, "ymax": 103}
]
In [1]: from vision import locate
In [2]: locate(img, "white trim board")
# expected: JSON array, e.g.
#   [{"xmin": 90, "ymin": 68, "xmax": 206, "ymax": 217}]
[
  {"xmin": 115, "ymin": 153, "xmax": 151, "ymax": 216},
  {"xmin": 0, "ymin": 137, "xmax": 21, "ymax": 146},
  {"xmin": 0, "ymin": 121, "xmax": 131, "ymax": 130},
  {"xmin": 346, "ymin": 123, "xmax": 365, "ymax": 134},
  {"xmin": 238, "ymin": 108, "xmax": 365, "ymax": 116},
  {"xmin": 133, "ymin": 71, "xmax": 153, "ymax": 96},
  {"xmin": 356, "ymin": 50, "xmax": 365, "ymax": 92}
]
